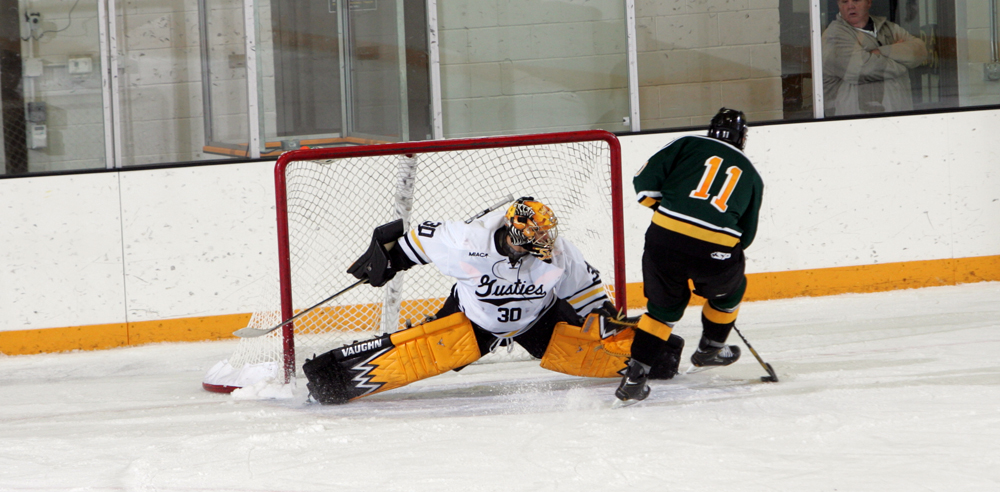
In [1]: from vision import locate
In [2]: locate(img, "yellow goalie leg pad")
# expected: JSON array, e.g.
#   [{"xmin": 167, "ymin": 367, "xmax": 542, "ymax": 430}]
[
  {"xmin": 358, "ymin": 312, "xmax": 481, "ymax": 399},
  {"xmin": 539, "ymin": 313, "xmax": 635, "ymax": 378}
]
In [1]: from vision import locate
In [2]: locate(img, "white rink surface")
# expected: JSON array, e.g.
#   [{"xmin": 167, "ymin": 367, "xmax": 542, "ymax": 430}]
[{"xmin": 2, "ymin": 282, "xmax": 999, "ymax": 492}]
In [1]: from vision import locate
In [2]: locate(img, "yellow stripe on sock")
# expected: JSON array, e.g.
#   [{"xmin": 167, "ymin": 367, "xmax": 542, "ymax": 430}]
[
  {"xmin": 703, "ymin": 304, "xmax": 739, "ymax": 324},
  {"xmin": 636, "ymin": 314, "xmax": 673, "ymax": 341}
]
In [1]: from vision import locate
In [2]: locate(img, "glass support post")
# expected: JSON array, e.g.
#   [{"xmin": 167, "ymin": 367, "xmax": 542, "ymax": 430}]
[
  {"xmin": 426, "ymin": 0, "xmax": 442, "ymax": 139},
  {"xmin": 103, "ymin": 0, "xmax": 123, "ymax": 168},
  {"xmin": 244, "ymin": 0, "xmax": 260, "ymax": 159},
  {"xmin": 625, "ymin": 0, "xmax": 640, "ymax": 132},
  {"xmin": 98, "ymin": 0, "xmax": 114, "ymax": 168},
  {"xmin": 396, "ymin": 1, "xmax": 410, "ymax": 142},
  {"xmin": 810, "ymin": 0, "xmax": 825, "ymax": 118}
]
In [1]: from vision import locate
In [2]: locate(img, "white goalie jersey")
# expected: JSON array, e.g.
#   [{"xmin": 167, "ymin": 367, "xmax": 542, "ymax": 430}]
[{"xmin": 395, "ymin": 208, "xmax": 608, "ymax": 338}]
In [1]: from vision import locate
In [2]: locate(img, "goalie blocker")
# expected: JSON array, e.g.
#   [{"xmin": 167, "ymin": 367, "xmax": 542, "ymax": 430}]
[{"xmin": 303, "ymin": 303, "xmax": 684, "ymax": 405}]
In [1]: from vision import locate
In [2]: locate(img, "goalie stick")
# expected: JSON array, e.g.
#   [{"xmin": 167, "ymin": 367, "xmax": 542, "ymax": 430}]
[
  {"xmin": 732, "ymin": 325, "xmax": 779, "ymax": 383},
  {"xmin": 464, "ymin": 194, "xmax": 515, "ymax": 223},
  {"xmin": 232, "ymin": 279, "xmax": 367, "ymax": 338}
]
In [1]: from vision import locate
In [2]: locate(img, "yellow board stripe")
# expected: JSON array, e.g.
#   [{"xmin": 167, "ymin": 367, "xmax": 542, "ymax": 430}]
[
  {"xmin": 2, "ymin": 255, "xmax": 998, "ymax": 356},
  {"xmin": 651, "ymin": 211, "xmax": 740, "ymax": 247}
]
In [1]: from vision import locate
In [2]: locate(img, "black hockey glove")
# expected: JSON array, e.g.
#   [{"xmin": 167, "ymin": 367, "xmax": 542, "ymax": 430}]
[{"xmin": 347, "ymin": 219, "xmax": 407, "ymax": 287}]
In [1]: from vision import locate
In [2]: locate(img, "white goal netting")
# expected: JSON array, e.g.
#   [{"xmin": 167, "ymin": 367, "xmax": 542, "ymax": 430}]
[{"xmin": 204, "ymin": 131, "xmax": 624, "ymax": 393}]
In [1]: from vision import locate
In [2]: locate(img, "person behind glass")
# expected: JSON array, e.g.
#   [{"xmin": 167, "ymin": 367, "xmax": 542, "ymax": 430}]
[
  {"xmin": 822, "ymin": 0, "xmax": 927, "ymax": 116},
  {"xmin": 614, "ymin": 108, "xmax": 763, "ymax": 406}
]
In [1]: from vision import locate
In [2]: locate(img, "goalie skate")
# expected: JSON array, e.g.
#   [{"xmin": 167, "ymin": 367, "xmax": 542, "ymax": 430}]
[{"xmin": 685, "ymin": 344, "xmax": 741, "ymax": 374}]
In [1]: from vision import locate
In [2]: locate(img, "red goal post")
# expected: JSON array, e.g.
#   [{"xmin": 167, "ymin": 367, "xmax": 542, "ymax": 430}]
[{"xmin": 203, "ymin": 130, "xmax": 626, "ymax": 393}]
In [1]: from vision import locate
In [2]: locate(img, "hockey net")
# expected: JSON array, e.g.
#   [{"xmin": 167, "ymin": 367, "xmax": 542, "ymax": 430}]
[{"xmin": 203, "ymin": 130, "xmax": 625, "ymax": 393}]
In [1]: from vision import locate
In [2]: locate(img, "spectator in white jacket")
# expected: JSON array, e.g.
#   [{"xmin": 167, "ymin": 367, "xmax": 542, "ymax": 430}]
[{"xmin": 822, "ymin": 0, "xmax": 927, "ymax": 116}]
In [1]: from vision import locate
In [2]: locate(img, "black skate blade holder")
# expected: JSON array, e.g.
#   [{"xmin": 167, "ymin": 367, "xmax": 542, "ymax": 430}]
[{"xmin": 732, "ymin": 325, "xmax": 779, "ymax": 383}]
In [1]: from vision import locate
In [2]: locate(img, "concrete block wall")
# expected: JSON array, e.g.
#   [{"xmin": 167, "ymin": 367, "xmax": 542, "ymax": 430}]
[
  {"xmin": 11, "ymin": 0, "xmax": 999, "ymax": 172},
  {"xmin": 635, "ymin": 0, "xmax": 784, "ymax": 129},
  {"xmin": 21, "ymin": 0, "xmax": 105, "ymax": 171},
  {"xmin": 437, "ymin": 0, "xmax": 632, "ymax": 137},
  {"xmin": 957, "ymin": 1, "xmax": 1000, "ymax": 106},
  {"xmin": 119, "ymin": 0, "xmax": 248, "ymax": 164},
  {"xmin": 19, "ymin": 0, "xmax": 251, "ymax": 170}
]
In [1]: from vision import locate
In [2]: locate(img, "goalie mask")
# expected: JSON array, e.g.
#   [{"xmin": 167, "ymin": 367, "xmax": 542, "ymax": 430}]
[{"xmin": 504, "ymin": 197, "xmax": 559, "ymax": 261}]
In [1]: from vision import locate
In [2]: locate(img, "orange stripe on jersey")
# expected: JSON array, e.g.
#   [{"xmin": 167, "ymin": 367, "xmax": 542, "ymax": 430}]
[
  {"xmin": 638, "ymin": 196, "xmax": 660, "ymax": 209},
  {"xmin": 569, "ymin": 286, "xmax": 604, "ymax": 306},
  {"xmin": 651, "ymin": 211, "xmax": 740, "ymax": 247},
  {"xmin": 408, "ymin": 229, "xmax": 429, "ymax": 260}
]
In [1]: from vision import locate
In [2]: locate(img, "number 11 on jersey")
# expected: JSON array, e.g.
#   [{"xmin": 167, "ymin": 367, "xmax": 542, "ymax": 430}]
[{"xmin": 689, "ymin": 156, "xmax": 742, "ymax": 213}]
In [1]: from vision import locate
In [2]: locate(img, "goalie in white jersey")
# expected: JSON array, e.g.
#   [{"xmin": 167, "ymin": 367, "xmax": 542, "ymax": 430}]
[{"xmin": 303, "ymin": 197, "xmax": 684, "ymax": 404}]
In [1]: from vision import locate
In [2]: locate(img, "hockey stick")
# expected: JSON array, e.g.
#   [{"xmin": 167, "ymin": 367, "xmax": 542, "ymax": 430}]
[
  {"xmin": 232, "ymin": 279, "xmax": 367, "ymax": 338},
  {"xmin": 732, "ymin": 325, "xmax": 779, "ymax": 382},
  {"xmin": 465, "ymin": 194, "xmax": 515, "ymax": 223}
]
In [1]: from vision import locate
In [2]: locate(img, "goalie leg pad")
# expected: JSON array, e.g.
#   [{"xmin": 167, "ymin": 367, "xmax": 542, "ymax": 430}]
[
  {"xmin": 376, "ymin": 312, "xmax": 481, "ymax": 389},
  {"xmin": 539, "ymin": 313, "xmax": 635, "ymax": 378},
  {"xmin": 304, "ymin": 312, "xmax": 481, "ymax": 404}
]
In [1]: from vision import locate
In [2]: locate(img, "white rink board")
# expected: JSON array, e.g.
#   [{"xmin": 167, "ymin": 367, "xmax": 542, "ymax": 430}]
[
  {"xmin": 619, "ymin": 110, "xmax": 1000, "ymax": 280},
  {"xmin": 1, "ymin": 110, "xmax": 999, "ymax": 332},
  {"xmin": 0, "ymin": 173, "xmax": 126, "ymax": 329},
  {"xmin": 117, "ymin": 161, "xmax": 279, "ymax": 322}
]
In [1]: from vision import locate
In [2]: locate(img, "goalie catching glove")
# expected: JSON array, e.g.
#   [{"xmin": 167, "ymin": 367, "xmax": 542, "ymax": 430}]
[{"xmin": 347, "ymin": 219, "xmax": 414, "ymax": 287}]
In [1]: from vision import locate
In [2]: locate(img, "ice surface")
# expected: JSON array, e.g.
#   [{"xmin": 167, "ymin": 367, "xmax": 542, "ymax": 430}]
[{"xmin": 2, "ymin": 282, "xmax": 999, "ymax": 491}]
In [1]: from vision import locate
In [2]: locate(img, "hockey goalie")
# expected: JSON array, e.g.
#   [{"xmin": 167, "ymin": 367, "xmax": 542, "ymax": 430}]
[{"xmin": 302, "ymin": 197, "xmax": 684, "ymax": 404}]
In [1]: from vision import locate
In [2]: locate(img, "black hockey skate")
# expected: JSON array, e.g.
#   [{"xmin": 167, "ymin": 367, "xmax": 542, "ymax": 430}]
[
  {"xmin": 613, "ymin": 359, "xmax": 651, "ymax": 408},
  {"xmin": 686, "ymin": 344, "xmax": 741, "ymax": 374}
]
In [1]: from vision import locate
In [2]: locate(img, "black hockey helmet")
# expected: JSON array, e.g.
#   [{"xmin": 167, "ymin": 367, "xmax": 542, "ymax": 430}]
[{"xmin": 708, "ymin": 108, "xmax": 748, "ymax": 150}]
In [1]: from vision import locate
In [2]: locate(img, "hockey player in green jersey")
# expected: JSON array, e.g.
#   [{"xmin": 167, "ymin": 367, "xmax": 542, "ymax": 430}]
[{"xmin": 616, "ymin": 108, "xmax": 764, "ymax": 405}]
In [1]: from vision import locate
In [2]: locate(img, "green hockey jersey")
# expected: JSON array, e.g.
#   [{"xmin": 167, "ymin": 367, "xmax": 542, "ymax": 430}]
[{"xmin": 633, "ymin": 135, "xmax": 763, "ymax": 249}]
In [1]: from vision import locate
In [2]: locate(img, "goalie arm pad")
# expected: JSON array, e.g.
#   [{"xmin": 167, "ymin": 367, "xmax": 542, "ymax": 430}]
[{"xmin": 347, "ymin": 219, "xmax": 415, "ymax": 287}]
